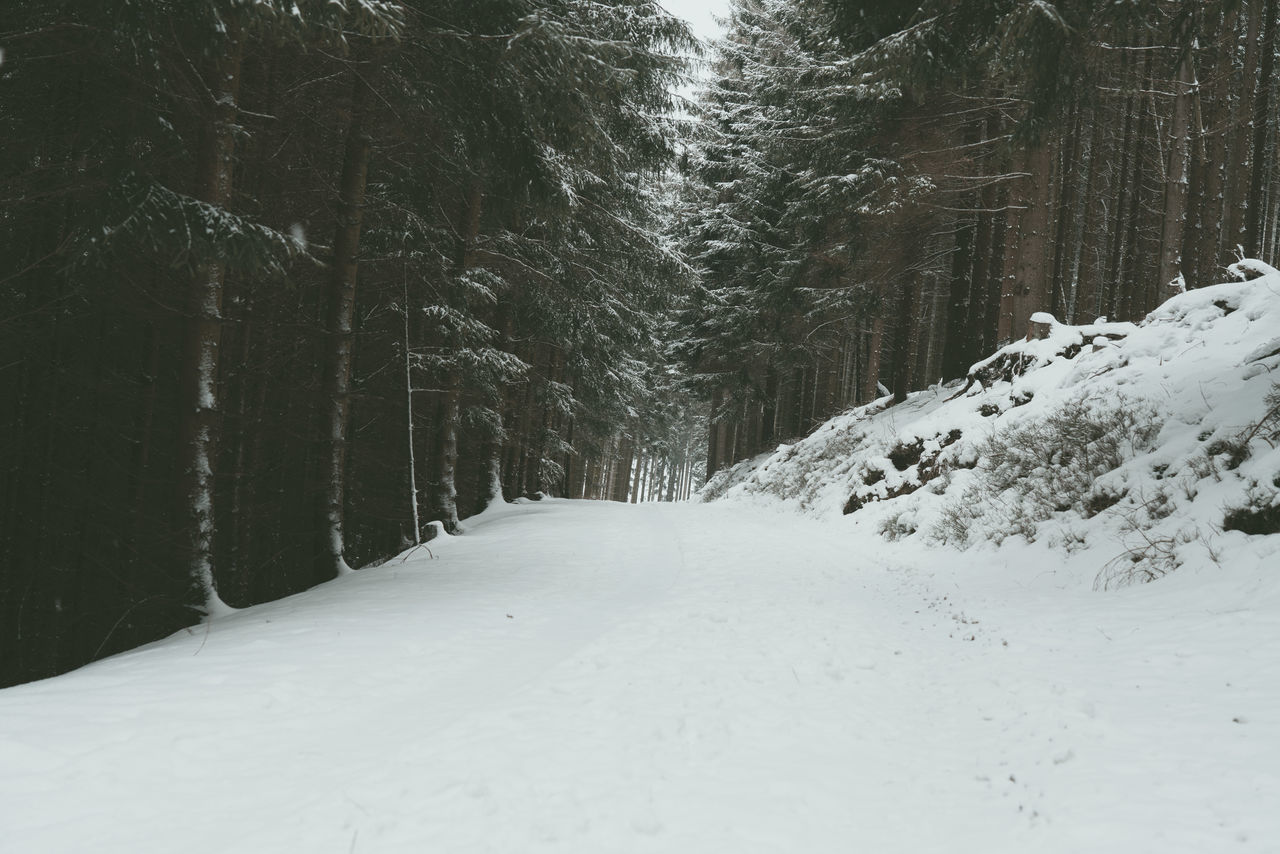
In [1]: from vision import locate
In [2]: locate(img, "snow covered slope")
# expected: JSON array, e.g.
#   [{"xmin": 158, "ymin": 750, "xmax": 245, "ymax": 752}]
[
  {"xmin": 2, "ymin": 498, "xmax": 1277, "ymax": 852},
  {"xmin": 704, "ymin": 260, "xmax": 1280, "ymax": 590}
]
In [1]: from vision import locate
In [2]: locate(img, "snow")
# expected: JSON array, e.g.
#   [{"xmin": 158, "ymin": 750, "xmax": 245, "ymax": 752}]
[
  {"xmin": 2, "ymin": 495, "xmax": 1278, "ymax": 851},
  {"xmin": 5, "ymin": 268, "xmax": 1280, "ymax": 850}
]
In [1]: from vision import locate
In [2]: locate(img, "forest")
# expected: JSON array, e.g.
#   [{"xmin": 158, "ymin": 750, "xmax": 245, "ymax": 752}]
[
  {"xmin": 3, "ymin": 0, "xmax": 1278, "ymax": 688},
  {"xmin": 685, "ymin": 0, "xmax": 1280, "ymax": 479}
]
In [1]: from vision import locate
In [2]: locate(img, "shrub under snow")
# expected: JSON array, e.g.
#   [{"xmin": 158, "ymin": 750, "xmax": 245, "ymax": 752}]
[{"xmin": 703, "ymin": 262, "xmax": 1280, "ymax": 588}]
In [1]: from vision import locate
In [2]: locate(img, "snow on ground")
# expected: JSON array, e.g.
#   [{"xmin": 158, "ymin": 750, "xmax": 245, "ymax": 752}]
[
  {"xmin": 2, "ymin": 497, "xmax": 1278, "ymax": 852},
  {"xmin": 5, "ymin": 268, "xmax": 1280, "ymax": 852}
]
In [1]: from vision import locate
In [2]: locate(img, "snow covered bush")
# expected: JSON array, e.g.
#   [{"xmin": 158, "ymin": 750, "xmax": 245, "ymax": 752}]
[
  {"xmin": 706, "ymin": 264, "xmax": 1280, "ymax": 591},
  {"xmin": 931, "ymin": 391, "xmax": 1162, "ymax": 547},
  {"xmin": 1249, "ymin": 382, "xmax": 1280, "ymax": 445},
  {"xmin": 1222, "ymin": 483, "xmax": 1280, "ymax": 536},
  {"xmin": 1219, "ymin": 382, "xmax": 1280, "ymax": 537}
]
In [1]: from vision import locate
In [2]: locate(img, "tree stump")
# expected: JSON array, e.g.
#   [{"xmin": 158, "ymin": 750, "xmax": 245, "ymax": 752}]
[{"xmin": 1027, "ymin": 312, "xmax": 1056, "ymax": 341}]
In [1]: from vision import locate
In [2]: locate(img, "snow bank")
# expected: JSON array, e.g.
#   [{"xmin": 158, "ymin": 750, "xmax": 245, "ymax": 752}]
[{"xmin": 704, "ymin": 263, "xmax": 1280, "ymax": 589}]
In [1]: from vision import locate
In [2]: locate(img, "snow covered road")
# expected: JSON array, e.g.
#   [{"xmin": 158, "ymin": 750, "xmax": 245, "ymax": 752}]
[{"xmin": 2, "ymin": 498, "xmax": 1277, "ymax": 853}]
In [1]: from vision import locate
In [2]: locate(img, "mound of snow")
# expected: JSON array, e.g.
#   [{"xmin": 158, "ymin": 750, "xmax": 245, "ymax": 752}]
[{"xmin": 704, "ymin": 262, "xmax": 1280, "ymax": 588}]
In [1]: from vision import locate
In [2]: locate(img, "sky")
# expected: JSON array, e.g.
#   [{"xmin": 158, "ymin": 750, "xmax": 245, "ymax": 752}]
[
  {"xmin": 662, "ymin": 0, "xmax": 731, "ymax": 43},
  {"xmin": 663, "ymin": 0, "xmax": 732, "ymax": 101}
]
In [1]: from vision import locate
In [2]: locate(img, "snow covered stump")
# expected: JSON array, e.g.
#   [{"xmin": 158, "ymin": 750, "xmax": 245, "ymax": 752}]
[{"xmin": 1026, "ymin": 311, "xmax": 1056, "ymax": 341}]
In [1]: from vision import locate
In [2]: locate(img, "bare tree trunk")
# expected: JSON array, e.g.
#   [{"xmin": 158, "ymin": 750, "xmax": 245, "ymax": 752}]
[
  {"xmin": 942, "ymin": 208, "xmax": 976, "ymax": 380},
  {"xmin": 321, "ymin": 62, "xmax": 373, "ymax": 575},
  {"xmin": 1050, "ymin": 105, "xmax": 1082, "ymax": 318},
  {"xmin": 706, "ymin": 386, "xmax": 723, "ymax": 480},
  {"xmin": 998, "ymin": 144, "xmax": 1029, "ymax": 342},
  {"xmin": 891, "ymin": 278, "xmax": 919, "ymax": 404},
  {"xmin": 813, "ymin": 354, "xmax": 837, "ymax": 426},
  {"xmin": 178, "ymin": 27, "xmax": 244, "ymax": 613},
  {"xmin": 601, "ymin": 434, "xmax": 617, "ymax": 499},
  {"xmin": 665, "ymin": 450, "xmax": 679, "ymax": 501},
  {"xmin": 1105, "ymin": 41, "xmax": 1140, "ymax": 319},
  {"xmin": 1246, "ymin": 0, "xmax": 1279, "ymax": 256},
  {"xmin": 476, "ymin": 303, "xmax": 514, "ymax": 512},
  {"xmin": 402, "ymin": 261, "xmax": 421, "ymax": 544},
  {"xmin": 1194, "ymin": 26, "xmax": 1232, "ymax": 289},
  {"xmin": 435, "ymin": 387, "xmax": 461, "ymax": 530},
  {"xmin": 226, "ymin": 286, "xmax": 256, "ymax": 597},
  {"xmin": 580, "ymin": 454, "xmax": 596, "ymax": 500},
  {"xmin": 861, "ymin": 311, "xmax": 886, "ymax": 402},
  {"xmin": 1181, "ymin": 13, "xmax": 1229, "ymax": 290},
  {"xmin": 760, "ymin": 367, "xmax": 778, "ymax": 448},
  {"xmin": 1122, "ymin": 50, "xmax": 1156, "ymax": 319},
  {"xmin": 434, "ymin": 180, "xmax": 483, "ymax": 530},
  {"xmin": 1010, "ymin": 138, "xmax": 1055, "ymax": 336},
  {"xmin": 980, "ymin": 182, "xmax": 1009, "ymax": 353},
  {"xmin": 1073, "ymin": 110, "xmax": 1106, "ymax": 320},
  {"xmin": 1226, "ymin": 1, "xmax": 1263, "ymax": 252},
  {"xmin": 1158, "ymin": 44, "xmax": 1196, "ymax": 293},
  {"xmin": 773, "ymin": 368, "xmax": 793, "ymax": 436},
  {"xmin": 612, "ymin": 433, "xmax": 634, "ymax": 503},
  {"xmin": 630, "ymin": 449, "xmax": 644, "ymax": 504},
  {"xmin": 561, "ymin": 416, "xmax": 575, "ymax": 499}
]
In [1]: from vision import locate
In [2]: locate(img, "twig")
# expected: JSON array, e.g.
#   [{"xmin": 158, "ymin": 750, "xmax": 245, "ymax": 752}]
[{"xmin": 396, "ymin": 542, "xmax": 435, "ymax": 563}]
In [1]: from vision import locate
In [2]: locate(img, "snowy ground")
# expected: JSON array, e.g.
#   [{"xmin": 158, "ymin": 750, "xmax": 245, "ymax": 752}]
[{"xmin": 2, "ymin": 498, "xmax": 1277, "ymax": 853}]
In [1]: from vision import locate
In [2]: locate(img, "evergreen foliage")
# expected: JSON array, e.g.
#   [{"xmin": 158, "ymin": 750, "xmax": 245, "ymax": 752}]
[
  {"xmin": 0, "ymin": 0, "xmax": 703, "ymax": 686},
  {"xmin": 678, "ymin": 0, "xmax": 1277, "ymax": 482}
]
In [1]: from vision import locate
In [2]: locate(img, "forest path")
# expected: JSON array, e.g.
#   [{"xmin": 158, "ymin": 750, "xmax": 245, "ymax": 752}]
[{"xmin": 1, "ymin": 498, "xmax": 1275, "ymax": 853}]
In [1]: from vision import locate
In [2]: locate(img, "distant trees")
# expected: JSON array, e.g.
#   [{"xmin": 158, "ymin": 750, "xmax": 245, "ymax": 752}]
[
  {"xmin": 684, "ymin": 0, "xmax": 1280, "ymax": 480},
  {"xmin": 0, "ymin": 1, "xmax": 704, "ymax": 686}
]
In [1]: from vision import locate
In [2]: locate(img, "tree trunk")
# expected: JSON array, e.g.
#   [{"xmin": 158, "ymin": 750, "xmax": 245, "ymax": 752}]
[
  {"xmin": 1009, "ymin": 138, "xmax": 1055, "ymax": 337},
  {"xmin": 1246, "ymin": 0, "xmax": 1279, "ymax": 256},
  {"xmin": 476, "ymin": 302, "xmax": 514, "ymax": 512},
  {"xmin": 431, "ymin": 385, "xmax": 460, "ymax": 531},
  {"xmin": 760, "ymin": 367, "xmax": 778, "ymax": 449},
  {"xmin": 891, "ymin": 279, "xmax": 919, "ymax": 404},
  {"xmin": 1073, "ymin": 110, "xmax": 1106, "ymax": 321},
  {"xmin": 177, "ymin": 28, "xmax": 244, "ymax": 614},
  {"xmin": 1226, "ymin": 2, "xmax": 1263, "ymax": 252},
  {"xmin": 861, "ymin": 311, "xmax": 886, "ymax": 402},
  {"xmin": 706, "ymin": 386, "xmax": 723, "ymax": 480},
  {"xmin": 1122, "ymin": 50, "xmax": 1156, "ymax": 319},
  {"xmin": 980, "ymin": 178, "xmax": 1009, "ymax": 354},
  {"xmin": 434, "ymin": 180, "xmax": 483, "ymax": 527},
  {"xmin": 612, "ymin": 433, "xmax": 634, "ymax": 503},
  {"xmin": 1158, "ymin": 44, "xmax": 1196, "ymax": 293},
  {"xmin": 1193, "ymin": 29, "xmax": 1232, "ymax": 289},
  {"xmin": 773, "ymin": 368, "xmax": 793, "ymax": 436},
  {"xmin": 813, "ymin": 354, "xmax": 837, "ymax": 426},
  {"xmin": 997, "ymin": 144, "xmax": 1029, "ymax": 342},
  {"xmin": 630, "ymin": 449, "xmax": 644, "ymax": 504},
  {"xmin": 665, "ymin": 450, "xmax": 680, "ymax": 501},
  {"xmin": 941, "ymin": 208, "xmax": 976, "ymax": 380},
  {"xmin": 561, "ymin": 416, "xmax": 576, "ymax": 500},
  {"xmin": 402, "ymin": 265, "xmax": 421, "ymax": 543},
  {"xmin": 1104, "ymin": 42, "xmax": 1140, "ymax": 319},
  {"xmin": 1049, "ymin": 105, "xmax": 1082, "ymax": 319},
  {"xmin": 321, "ymin": 61, "xmax": 373, "ymax": 576}
]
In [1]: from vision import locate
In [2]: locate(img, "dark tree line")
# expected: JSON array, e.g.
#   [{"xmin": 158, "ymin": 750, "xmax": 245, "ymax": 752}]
[
  {"xmin": 0, "ymin": 1, "xmax": 705, "ymax": 687},
  {"xmin": 679, "ymin": 0, "xmax": 1280, "ymax": 481}
]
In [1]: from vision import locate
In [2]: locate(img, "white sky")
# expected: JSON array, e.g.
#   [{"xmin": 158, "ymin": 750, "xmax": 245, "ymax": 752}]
[{"xmin": 661, "ymin": 0, "xmax": 731, "ymax": 44}]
